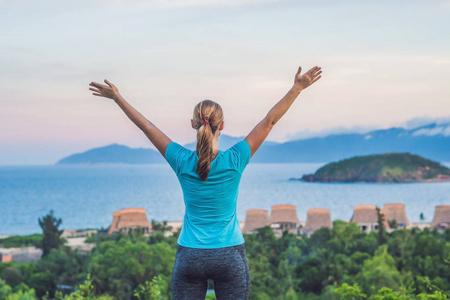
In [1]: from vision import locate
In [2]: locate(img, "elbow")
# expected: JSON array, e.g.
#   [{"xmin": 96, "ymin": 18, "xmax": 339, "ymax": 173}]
[{"xmin": 265, "ymin": 116, "xmax": 276, "ymax": 128}]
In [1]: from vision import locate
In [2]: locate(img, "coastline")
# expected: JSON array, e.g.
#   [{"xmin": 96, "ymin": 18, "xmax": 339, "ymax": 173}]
[{"xmin": 299, "ymin": 174, "xmax": 450, "ymax": 183}]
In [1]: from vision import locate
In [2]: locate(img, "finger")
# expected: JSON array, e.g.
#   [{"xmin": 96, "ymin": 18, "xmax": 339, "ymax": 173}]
[
  {"xmin": 313, "ymin": 70, "xmax": 322, "ymax": 78},
  {"xmin": 89, "ymin": 87, "xmax": 101, "ymax": 93},
  {"xmin": 93, "ymin": 93, "xmax": 103, "ymax": 96},
  {"xmin": 311, "ymin": 75, "xmax": 321, "ymax": 84},
  {"xmin": 296, "ymin": 66, "xmax": 302, "ymax": 75},
  {"xmin": 104, "ymin": 79, "xmax": 114, "ymax": 88},
  {"xmin": 90, "ymin": 82, "xmax": 108, "ymax": 89},
  {"xmin": 310, "ymin": 70, "xmax": 321, "ymax": 78},
  {"xmin": 306, "ymin": 67, "xmax": 317, "ymax": 75}
]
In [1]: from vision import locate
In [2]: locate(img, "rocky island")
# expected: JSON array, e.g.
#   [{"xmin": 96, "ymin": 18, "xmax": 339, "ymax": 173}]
[{"xmin": 300, "ymin": 153, "xmax": 450, "ymax": 183}]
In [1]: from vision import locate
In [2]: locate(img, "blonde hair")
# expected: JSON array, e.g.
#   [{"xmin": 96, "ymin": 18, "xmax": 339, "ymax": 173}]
[{"xmin": 192, "ymin": 100, "xmax": 224, "ymax": 181}]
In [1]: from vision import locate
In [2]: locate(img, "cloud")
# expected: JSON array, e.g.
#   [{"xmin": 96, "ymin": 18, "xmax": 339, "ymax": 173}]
[
  {"xmin": 401, "ymin": 116, "xmax": 450, "ymax": 130},
  {"xmin": 411, "ymin": 125, "xmax": 450, "ymax": 137},
  {"xmin": 285, "ymin": 124, "xmax": 378, "ymax": 141},
  {"xmin": 286, "ymin": 116, "xmax": 450, "ymax": 141}
]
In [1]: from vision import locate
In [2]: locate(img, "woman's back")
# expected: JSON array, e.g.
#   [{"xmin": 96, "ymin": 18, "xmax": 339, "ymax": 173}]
[{"xmin": 165, "ymin": 139, "xmax": 251, "ymax": 249}]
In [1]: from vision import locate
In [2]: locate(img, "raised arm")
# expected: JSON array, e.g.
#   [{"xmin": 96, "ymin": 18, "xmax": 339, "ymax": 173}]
[
  {"xmin": 245, "ymin": 66, "xmax": 322, "ymax": 157},
  {"xmin": 88, "ymin": 79, "xmax": 171, "ymax": 157}
]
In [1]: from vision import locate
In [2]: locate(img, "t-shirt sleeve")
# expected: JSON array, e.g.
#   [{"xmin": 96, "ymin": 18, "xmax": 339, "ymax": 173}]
[
  {"xmin": 164, "ymin": 141, "xmax": 188, "ymax": 175},
  {"xmin": 229, "ymin": 139, "xmax": 252, "ymax": 173}
]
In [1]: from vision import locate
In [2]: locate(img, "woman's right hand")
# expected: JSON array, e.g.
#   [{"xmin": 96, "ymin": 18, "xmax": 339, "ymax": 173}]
[{"xmin": 294, "ymin": 66, "xmax": 322, "ymax": 90}]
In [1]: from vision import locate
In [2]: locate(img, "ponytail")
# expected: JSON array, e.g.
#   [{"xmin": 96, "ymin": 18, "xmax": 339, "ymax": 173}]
[
  {"xmin": 196, "ymin": 122, "xmax": 214, "ymax": 181},
  {"xmin": 193, "ymin": 100, "xmax": 224, "ymax": 181}
]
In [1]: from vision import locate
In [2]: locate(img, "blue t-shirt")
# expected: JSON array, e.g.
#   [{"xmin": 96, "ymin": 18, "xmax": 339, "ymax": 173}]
[{"xmin": 164, "ymin": 139, "xmax": 251, "ymax": 249}]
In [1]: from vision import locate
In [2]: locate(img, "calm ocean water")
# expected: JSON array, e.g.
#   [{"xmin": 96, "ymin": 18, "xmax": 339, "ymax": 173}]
[{"xmin": 1, "ymin": 163, "xmax": 449, "ymax": 235}]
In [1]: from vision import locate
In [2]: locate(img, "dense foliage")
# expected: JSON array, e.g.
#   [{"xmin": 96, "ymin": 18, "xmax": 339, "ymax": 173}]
[
  {"xmin": 0, "ymin": 234, "xmax": 43, "ymax": 248},
  {"xmin": 1, "ymin": 218, "xmax": 449, "ymax": 299}
]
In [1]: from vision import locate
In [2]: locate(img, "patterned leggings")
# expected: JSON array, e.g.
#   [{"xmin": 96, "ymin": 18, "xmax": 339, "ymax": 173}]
[{"xmin": 171, "ymin": 243, "xmax": 250, "ymax": 300}]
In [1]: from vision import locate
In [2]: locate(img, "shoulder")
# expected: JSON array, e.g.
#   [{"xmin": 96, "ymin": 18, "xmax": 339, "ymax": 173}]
[
  {"xmin": 165, "ymin": 141, "xmax": 191, "ymax": 158},
  {"xmin": 228, "ymin": 139, "xmax": 250, "ymax": 153},
  {"xmin": 224, "ymin": 139, "xmax": 251, "ymax": 172},
  {"xmin": 164, "ymin": 141, "xmax": 193, "ymax": 174}
]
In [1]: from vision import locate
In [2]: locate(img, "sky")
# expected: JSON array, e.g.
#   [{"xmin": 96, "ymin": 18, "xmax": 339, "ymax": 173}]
[{"xmin": 1, "ymin": 0, "xmax": 449, "ymax": 165}]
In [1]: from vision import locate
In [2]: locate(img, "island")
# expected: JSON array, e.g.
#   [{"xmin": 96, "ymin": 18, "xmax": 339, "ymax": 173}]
[{"xmin": 300, "ymin": 152, "xmax": 450, "ymax": 183}]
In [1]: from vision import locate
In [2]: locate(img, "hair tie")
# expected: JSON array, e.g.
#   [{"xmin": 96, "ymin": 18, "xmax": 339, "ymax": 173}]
[{"xmin": 202, "ymin": 120, "xmax": 209, "ymax": 125}]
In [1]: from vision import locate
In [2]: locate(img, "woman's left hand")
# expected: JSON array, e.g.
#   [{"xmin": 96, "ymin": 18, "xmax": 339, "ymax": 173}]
[{"xmin": 89, "ymin": 79, "xmax": 120, "ymax": 100}]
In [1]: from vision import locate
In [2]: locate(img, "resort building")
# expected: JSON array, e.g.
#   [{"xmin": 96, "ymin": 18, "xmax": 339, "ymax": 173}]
[
  {"xmin": 269, "ymin": 204, "xmax": 300, "ymax": 234},
  {"xmin": 64, "ymin": 237, "xmax": 95, "ymax": 254},
  {"xmin": 383, "ymin": 203, "xmax": 409, "ymax": 228},
  {"xmin": 108, "ymin": 207, "xmax": 152, "ymax": 234},
  {"xmin": 430, "ymin": 205, "xmax": 450, "ymax": 231},
  {"xmin": 303, "ymin": 208, "xmax": 333, "ymax": 236},
  {"xmin": 350, "ymin": 205, "xmax": 389, "ymax": 233},
  {"xmin": 1, "ymin": 254, "xmax": 12, "ymax": 263},
  {"xmin": 61, "ymin": 229, "xmax": 98, "ymax": 239},
  {"xmin": 242, "ymin": 209, "xmax": 270, "ymax": 234},
  {"xmin": 409, "ymin": 222, "xmax": 430, "ymax": 230},
  {"xmin": 0, "ymin": 247, "xmax": 42, "ymax": 263}
]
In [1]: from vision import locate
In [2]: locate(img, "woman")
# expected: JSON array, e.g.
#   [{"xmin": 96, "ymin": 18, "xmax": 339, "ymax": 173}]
[{"xmin": 88, "ymin": 65, "xmax": 322, "ymax": 299}]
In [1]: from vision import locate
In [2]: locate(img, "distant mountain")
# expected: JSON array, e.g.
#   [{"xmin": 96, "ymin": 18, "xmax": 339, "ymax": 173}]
[
  {"xmin": 55, "ymin": 123, "xmax": 450, "ymax": 165},
  {"xmin": 55, "ymin": 135, "xmax": 278, "ymax": 165},
  {"xmin": 56, "ymin": 143, "xmax": 164, "ymax": 165},
  {"xmin": 300, "ymin": 152, "xmax": 450, "ymax": 183},
  {"xmin": 250, "ymin": 122, "xmax": 450, "ymax": 163}
]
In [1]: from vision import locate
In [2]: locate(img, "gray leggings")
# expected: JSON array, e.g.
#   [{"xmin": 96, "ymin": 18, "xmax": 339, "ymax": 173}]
[{"xmin": 171, "ymin": 243, "xmax": 250, "ymax": 300}]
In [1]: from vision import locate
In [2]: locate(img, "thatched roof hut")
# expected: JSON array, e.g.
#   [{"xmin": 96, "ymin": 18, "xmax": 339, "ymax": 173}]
[
  {"xmin": 108, "ymin": 207, "xmax": 152, "ymax": 234},
  {"xmin": 242, "ymin": 209, "xmax": 270, "ymax": 233},
  {"xmin": 269, "ymin": 204, "xmax": 300, "ymax": 224},
  {"xmin": 383, "ymin": 203, "xmax": 409, "ymax": 228},
  {"xmin": 430, "ymin": 205, "xmax": 450, "ymax": 229},
  {"xmin": 350, "ymin": 205, "xmax": 389, "ymax": 232},
  {"xmin": 304, "ymin": 208, "xmax": 332, "ymax": 234},
  {"xmin": 350, "ymin": 205, "xmax": 378, "ymax": 223},
  {"xmin": 109, "ymin": 212, "xmax": 120, "ymax": 234}
]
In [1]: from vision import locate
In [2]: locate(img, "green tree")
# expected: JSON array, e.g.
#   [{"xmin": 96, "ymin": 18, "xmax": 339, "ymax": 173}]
[
  {"xmin": 356, "ymin": 245, "xmax": 402, "ymax": 296},
  {"xmin": 376, "ymin": 207, "xmax": 388, "ymax": 245},
  {"xmin": 28, "ymin": 270, "xmax": 57, "ymax": 299},
  {"xmin": 1, "ymin": 278, "xmax": 38, "ymax": 300},
  {"xmin": 133, "ymin": 274, "xmax": 170, "ymax": 300},
  {"xmin": 151, "ymin": 220, "xmax": 173, "ymax": 235},
  {"xmin": 327, "ymin": 221, "xmax": 363, "ymax": 254},
  {"xmin": 388, "ymin": 219, "xmax": 398, "ymax": 229},
  {"xmin": 2, "ymin": 266, "xmax": 25, "ymax": 287},
  {"xmin": 51, "ymin": 274, "xmax": 114, "ymax": 300},
  {"xmin": 88, "ymin": 239, "xmax": 175, "ymax": 298},
  {"xmin": 334, "ymin": 283, "xmax": 367, "ymax": 300},
  {"xmin": 37, "ymin": 210, "xmax": 64, "ymax": 257}
]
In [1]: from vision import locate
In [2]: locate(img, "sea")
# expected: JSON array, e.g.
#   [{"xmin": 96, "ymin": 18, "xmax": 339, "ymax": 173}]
[{"xmin": 1, "ymin": 163, "xmax": 449, "ymax": 236}]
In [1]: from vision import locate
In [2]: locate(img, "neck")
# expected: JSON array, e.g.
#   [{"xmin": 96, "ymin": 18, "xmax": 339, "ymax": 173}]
[{"xmin": 212, "ymin": 133, "xmax": 220, "ymax": 151}]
